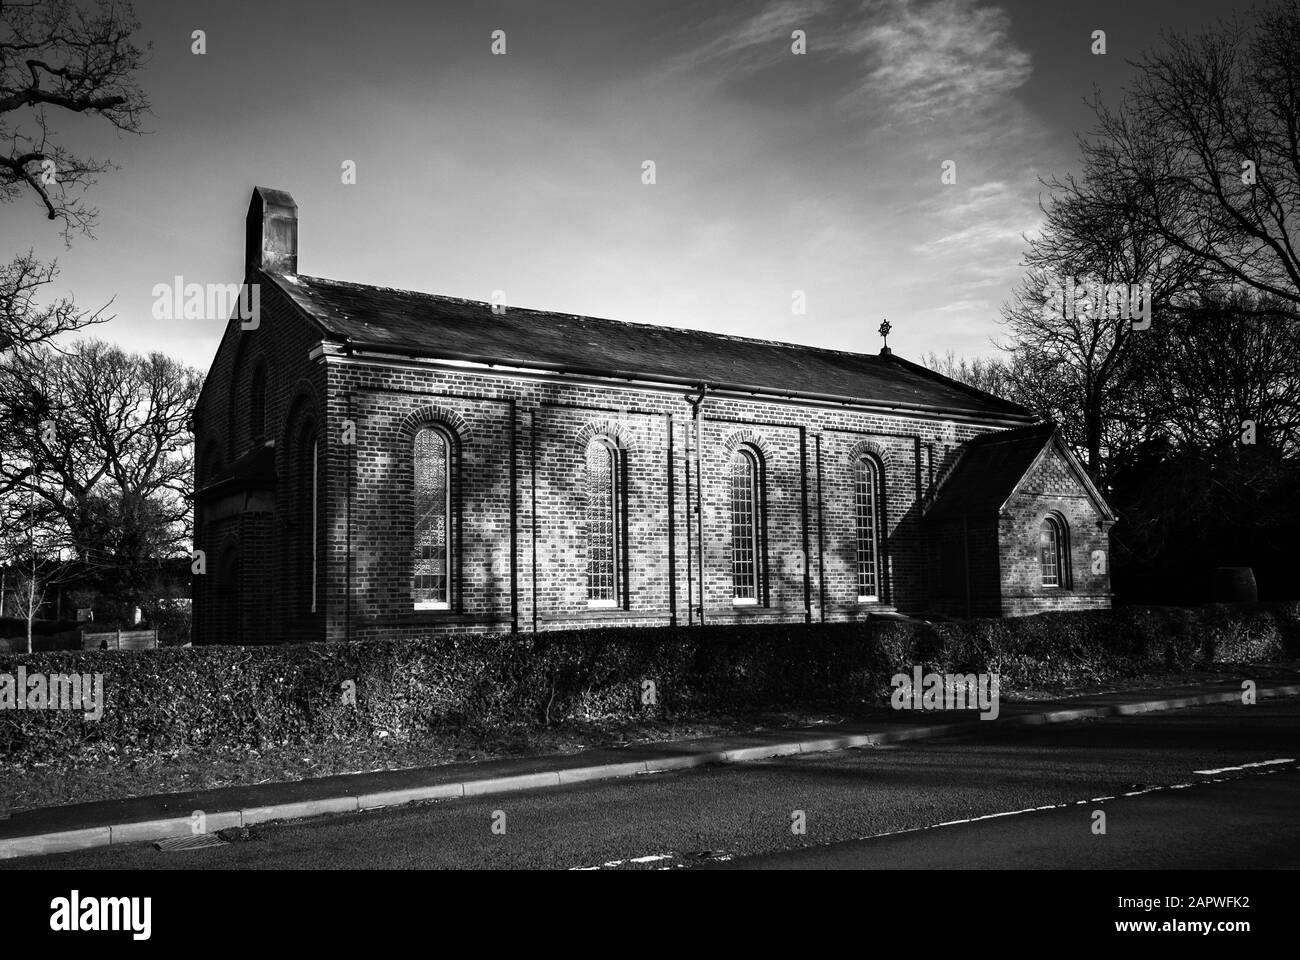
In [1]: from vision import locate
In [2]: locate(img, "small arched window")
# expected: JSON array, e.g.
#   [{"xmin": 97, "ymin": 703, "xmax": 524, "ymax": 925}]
[
  {"xmin": 249, "ymin": 364, "xmax": 267, "ymax": 442},
  {"xmin": 1040, "ymin": 516, "xmax": 1067, "ymax": 588},
  {"xmin": 586, "ymin": 438, "xmax": 622, "ymax": 607},
  {"xmin": 413, "ymin": 427, "xmax": 452, "ymax": 609},
  {"xmin": 855, "ymin": 456, "xmax": 883, "ymax": 601},
  {"xmin": 730, "ymin": 447, "xmax": 764, "ymax": 604}
]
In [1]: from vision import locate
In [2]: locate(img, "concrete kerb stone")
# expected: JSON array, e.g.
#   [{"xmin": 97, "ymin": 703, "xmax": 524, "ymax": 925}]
[
  {"xmin": 644, "ymin": 751, "xmax": 730, "ymax": 773},
  {"xmin": 556, "ymin": 761, "xmax": 650, "ymax": 785},
  {"xmin": 357, "ymin": 783, "xmax": 465, "ymax": 810},
  {"xmin": 461, "ymin": 771, "xmax": 561, "ymax": 797},
  {"xmin": 724, "ymin": 742, "xmax": 804, "ymax": 762},
  {"xmin": 241, "ymin": 796, "xmax": 359, "ymax": 825},
  {"xmin": 110, "ymin": 811, "xmax": 242, "ymax": 845},
  {"xmin": 0, "ymin": 827, "xmax": 112, "ymax": 860}
]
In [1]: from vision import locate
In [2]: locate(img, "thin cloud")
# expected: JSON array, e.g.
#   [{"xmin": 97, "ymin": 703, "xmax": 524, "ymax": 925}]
[
  {"xmin": 662, "ymin": 0, "xmax": 1032, "ymax": 124},
  {"xmin": 840, "ymin": 0, "xmax": 1033, "ymax": 119}
]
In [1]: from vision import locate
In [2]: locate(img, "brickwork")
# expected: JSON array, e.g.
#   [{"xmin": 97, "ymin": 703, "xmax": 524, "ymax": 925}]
[
  {"xmin": 192, "ymin": 275, "xmax": 327, "ymax": 645},
  {"xmin": 998, "ymin": 444, "xmax": 1113, "ymax": 615}
]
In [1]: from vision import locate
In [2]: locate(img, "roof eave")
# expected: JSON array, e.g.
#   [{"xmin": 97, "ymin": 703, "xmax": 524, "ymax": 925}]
[{"xmin": 333, "ymin": 337, "xmax": 1038, "ymax": 425}]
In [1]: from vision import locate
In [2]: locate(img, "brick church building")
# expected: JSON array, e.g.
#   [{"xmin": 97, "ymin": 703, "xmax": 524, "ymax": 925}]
[{"xmin": 191, "ymin": 187, "xmax": 1116, "ymax": 645}]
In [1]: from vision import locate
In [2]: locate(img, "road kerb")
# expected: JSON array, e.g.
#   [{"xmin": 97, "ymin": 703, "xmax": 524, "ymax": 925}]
[
  {"xmin": 110, "ymin": 812, "xmax": 242, "ymax": 845},
  {"xmin": 0, "ymin": 827, "xmax": 111, "ymax": 861},
  {"xmin": 242, "ymin": 797, "xmax": 359, "ymax": 825},
  {"xmin": 358, "ymin": 783, "xmax": 465, "ymax": 810},
  {"xmin": 644, "ymin": 751, "xmax": 730, "ymax": 773},
  {"xmin": 724, "ymin": 742, "xmax": 804, "ymax": 762},
  {"xmin": 461, "ymin": 771, "xmax": 562, "ymax": 797},
  {"xmin": 557, "ymin": 761, "xmax": 650, "ymax": 785}
]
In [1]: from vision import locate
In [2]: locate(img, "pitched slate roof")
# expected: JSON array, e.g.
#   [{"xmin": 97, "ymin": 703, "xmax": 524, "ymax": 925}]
[
  {"xmin": 926, "ymin": 423, "xmax": 1054, "ymax": 520},
  {"xmin": 270, "ymin": 273, "xmax": 1033, "ymax": 421},
  {"xmin": 925, "ymin": 423, "xmax": 1115, "ymax": 521}
]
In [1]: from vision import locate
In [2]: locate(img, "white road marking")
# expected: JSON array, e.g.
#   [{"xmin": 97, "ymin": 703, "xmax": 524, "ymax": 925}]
[
  {"xmin": 1193, "ymin": 758, "xmax": 1295, "ymax": 775},
  {"xmin": 570, "ymin": 852, "xmax": 678, "ymax": 871},
  {"xmin": 569, "ymin": 758, "xmax": 1300, "ymax": 869},
  {"xmin": 819, "ymin": 761, "xmax": 1298, "ymax": 846}
]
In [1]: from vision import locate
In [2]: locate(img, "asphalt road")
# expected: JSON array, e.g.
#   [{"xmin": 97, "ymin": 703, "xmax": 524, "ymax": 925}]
[{"xmin": 6, "ymin": 699, "xmax": 1298, "ymax": 870}]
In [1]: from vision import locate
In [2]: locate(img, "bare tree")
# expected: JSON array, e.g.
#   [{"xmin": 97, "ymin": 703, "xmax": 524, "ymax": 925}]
[
  {"xmin": 919, "ymin": 349, "xmax": 1013, "ymax": 400},
  {"xmin": 0, "ymin": 251, "xmax": 108, "ymax": 352},
  {"xmin": 1137, "ymin": 289, "xmax": 1300, "ymax": 457},
  {"xmin": 999, "ymin": 163, "xmax": 1211, "ymax": 483},
  {"xmin": 1, "ymin": 0, "xmax": 149, "ymax": 238},
  {"xmin": 0, "ymin": 341, "xmax": 200, "ymax": 602},
  {"xmin": 1077, "ymin": 5, "xmax": 1300, "ymax": 311},
  {"xmin": 0, "ymin": 0, "xmax": 148, "ymax": 355},
  {"xmin": 3, "ymin": 493, "xmax": 72, "ymax": 652}
]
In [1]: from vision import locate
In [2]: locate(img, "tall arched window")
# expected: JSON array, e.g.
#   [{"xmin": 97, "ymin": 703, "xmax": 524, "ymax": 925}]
[
  {"xmin": 248, "ymin": 363, "xmax": 267, "ymax": 442},
  {"xmin": 586, "ymin": 438, "xmax": 621, "ymax": 606},
  {"xmin": 855, "ymin": 456, "xmax": 883, "ymax": 601},
  {"xmin": 730, "ymin": 447, "xmax": 763, "ymax": 604},
  {"xmin": 296, "ymin": 428, "xmax": 319, "ymax": 614},
  {"xmin": 413, "ymin": 427, "xmax": 452, "ymax": 609},
  {"xmin": 1040, "ymin": 516, "xmax": 1067, "ymax": 587}
]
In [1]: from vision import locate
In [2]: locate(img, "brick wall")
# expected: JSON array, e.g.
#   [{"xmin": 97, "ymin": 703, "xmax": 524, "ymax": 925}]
[
  {"xmin": 998, "ymin": 443, "xmax": 1112, "ymax": 615},
  {"xmin": 318, "ymin": 354, "xmax": 1013, "ymax": 641},
  {"xmin": 192, "ymin": 274, "xmax": 328, "ymax": 645}
]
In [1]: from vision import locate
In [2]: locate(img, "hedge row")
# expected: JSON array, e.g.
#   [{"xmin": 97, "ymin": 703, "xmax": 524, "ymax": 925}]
[{"xmin": 1, "ymin": 602, "xmax": 1297, "ymax": 764}]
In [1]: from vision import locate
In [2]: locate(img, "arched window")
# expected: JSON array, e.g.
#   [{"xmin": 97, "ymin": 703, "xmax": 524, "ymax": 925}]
[
  {"xmin": 730, "ymin": 447, "xmax": 763, "ymax": 604},
  {"xmin": 1040, "ymin": 516, "xmax": 1067, "ymax": 588},
  {"xmin": 296, "ymin": 428, "xmax": 319, "ymax": 613},
  {"xmin": 413, "ymin": 427, "xmax": 452, "ymax": 609},
  {"xmin": 855, "ymin": 456, "xmax": 883, "ymax": 601},
  {"xmin": 249, "ymin": 363, "xmax": 267, "ymax": 442},
  {"xmin": 586, "ymin": 438, "xmax": 622, "ymax": 606}
]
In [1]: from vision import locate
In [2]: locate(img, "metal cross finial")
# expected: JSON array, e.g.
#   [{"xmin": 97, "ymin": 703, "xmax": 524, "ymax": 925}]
[{"xmin": 878, "ymin": 318, "xmax": 892, "ymax": 353}]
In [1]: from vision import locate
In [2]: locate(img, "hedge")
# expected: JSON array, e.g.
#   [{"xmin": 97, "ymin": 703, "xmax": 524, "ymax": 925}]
[{"xmin": 1, "ymin": 602, "xmax": 1297, "ymax": 764}]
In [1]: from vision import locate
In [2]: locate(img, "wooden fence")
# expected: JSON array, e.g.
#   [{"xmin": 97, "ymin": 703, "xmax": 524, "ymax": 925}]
[{"xmin": 81, "ymin": 629, "xmax": 158, "ymax": 651}]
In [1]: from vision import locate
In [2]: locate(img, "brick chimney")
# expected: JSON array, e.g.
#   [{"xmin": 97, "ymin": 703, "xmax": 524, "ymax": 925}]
[{"xmin": 245, "ymin": 186, "xmax": 298, "ymax": 277}]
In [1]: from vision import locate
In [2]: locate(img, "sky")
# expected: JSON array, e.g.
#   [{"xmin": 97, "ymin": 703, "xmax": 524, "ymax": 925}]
[{"xmin": 0, "ymin": 0, "xmax": 1246, "ymax": 373}]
